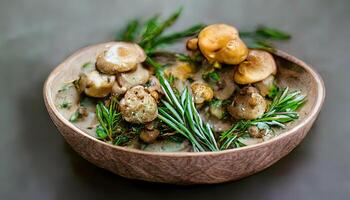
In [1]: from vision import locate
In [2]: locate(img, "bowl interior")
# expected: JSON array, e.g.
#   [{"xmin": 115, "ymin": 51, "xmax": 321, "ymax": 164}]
[{"xmin": 45, "ymin": 42, "xmax": 324, "ymax": 153}]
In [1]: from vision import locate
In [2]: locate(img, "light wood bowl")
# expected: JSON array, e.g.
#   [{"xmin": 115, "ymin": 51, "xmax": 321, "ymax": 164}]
[{"xmin": 43, "ymin": 42, "xmax": 325, "ymax": 184}]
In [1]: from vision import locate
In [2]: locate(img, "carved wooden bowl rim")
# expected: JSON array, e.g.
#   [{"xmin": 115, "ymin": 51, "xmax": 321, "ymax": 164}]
[{"xmin": 43, "ymin": 42, "xmax": 325, "ymax": 157}]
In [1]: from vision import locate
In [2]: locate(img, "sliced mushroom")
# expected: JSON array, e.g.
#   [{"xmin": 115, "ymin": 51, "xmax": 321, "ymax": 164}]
[
  {"xmin": 76, "ymin": 70, "xmax": 115, "ymax": 98},
  {"xmin": 234, "ymin": 50, "xmax": 277, "ymax": 84},
  {"xmin": 254, "ymin": 75, "xmax": 277, "ymax": 97},
  {"xmin": 119, "ymin": 86, "xmax": 158, "ymax": 124},
  {"xmin": 197, "ymin": 24, "xmax": 248, "ymax": 65},
  {"xmin": 228, "ymin": 86, "xmax": 266, "ymax": 120},
  {"xmin": 96, "ymin": 42, "xmax": 146, "ymax": 74},
  {"xmin": 112, "ymin": 64, "xmax": 150, "ymax": 95},
  {"xmin": 191, "ymin": 82, "xmax": 214, "ymax": 104}
]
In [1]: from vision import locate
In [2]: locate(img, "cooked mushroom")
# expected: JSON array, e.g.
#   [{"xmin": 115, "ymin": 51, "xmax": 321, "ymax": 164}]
[
  {"xmin": 76, "ymin": 70, "xmax": 115, "ymax": 98},
  {"xmin": 146, "ymin": 76, "xmax": 164, "ymax": 102},
  {"xmin": 164, "ymin": 61, "xmax": 194, "ymax": 81},
  {"xmin": 186, "ymin": 38, "xmax": 198, "ymax": 50},
  {"xmin": 254, "ymin": 75, "xmax": 277, "ymax": 97},
  {"xmin": 213, "ymin": 68, "xmax": 236, "ymax": 100},
  {"xmin": 140, "ymin": 129, "xmax": 160, "ymax": 143},
  {"xmin": 228, "ymin": 86, "xmax": 267, "ymax": 120},
  {"xmin": 112, "ymin": 64, "xmax": 150, "ymax": 95},
  {"xmin": 234, "ymin": 50, "xmax": 277, "ymax": 84},
  {"xmin": 96, "ymin": 42, "xmax": 146, "ymax": 74},
  {"xmin": 191, "ymin": 82, "xmax": 214, "ymax": 104},
  {"xmin": 197, "ymin": 24, "xmax": 248, "ymax": 65},
  {"xmin": 119, "ymin": 86, "xmax": 158, "ymax": 124}
]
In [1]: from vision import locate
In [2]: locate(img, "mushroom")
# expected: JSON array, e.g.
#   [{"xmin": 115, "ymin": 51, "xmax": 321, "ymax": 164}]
[
  {"xmin": 228, "ymin": 86, "xmax": 267, "ymax": 120},
  {"xmin": 191, "ymin": 82, "xmax": 214, "ymax": 104},
  {"xmin": 76, "ymin": 70, "xmax": 115, "ymax": 98},
  {"xmin": 186, "ymin": 38, "xmax": 198, "ymax": 50},
  {"xmin": 197, "ymin": 24, "xmax": 248, "ymax": 65},
  {"xmin": 164, "ymin": 61, "xmax": 194, "ymax": 81},
  {"xmin": 213, "ymin": 68, "xmax": 236, "ymax": 100},
  {"xmin": 119, "ymin": 86, "xmax": 158, "ymax": 124},
  {"xmin": 96, "ymin": 42, "xmax": 146, "ymax": 74},
  {"xmin": 146, "ymin": 76, "xmax": 163, "ymax": 102},
  {"xmin": 140, "ymin": 129, "xmax": 160, "ymax": 143},
  {"xmin": 112, "ymin": 64, "xmax": 150, "ymax": 95},
  {"xmin": 234, "ymin": 50, "xmax": 277, "ymax": 84},
  {"xmin": 254, "ymin": 75, "xmax": 277, "ymax": 97}
]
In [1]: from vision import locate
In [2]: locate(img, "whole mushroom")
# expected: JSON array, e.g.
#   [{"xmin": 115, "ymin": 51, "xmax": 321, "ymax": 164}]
[
  {"xmin": 191, "ymin": 82, "xmax": 214, "ymax": 104},
  {"xmin": 112, "ymin": 64, "xmax": 150, "ymax": 95},
  {"xmin": 197, "ymin": 24, "xmax": 248, "ymax": 65},
  {"xmin": 228, "ymin": 86, "xmax": 267, "ymax": 120},
  {"xmin": 119, "ymin": 86, "xmax": 158, "ymax": 124},
  {"xmin": 96, "ymin": 42, "xmax": 146, "ymax": 74},
  {"xmin": 234, "ymin": 49, "xmax": 277, "ymax": 84},
  {"xmin": 76, "ymin": 70, "xmax": 115, "ymax": 98}
]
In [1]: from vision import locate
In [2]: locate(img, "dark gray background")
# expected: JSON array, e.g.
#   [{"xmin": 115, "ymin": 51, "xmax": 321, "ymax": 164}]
[{"xmin": 1, "ymin": 0, "xmax": 349, "ymax": 199}]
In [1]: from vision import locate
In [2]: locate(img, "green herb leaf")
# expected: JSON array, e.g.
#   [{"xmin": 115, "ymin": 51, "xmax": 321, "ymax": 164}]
[
  {"xmin": 117, "ymin": 19, "xmax": 140, "ymax": 41},
  {"xmin": 69, "ymin": 109, "xmax": 81, "ymax": 122},
  {"xmin": 82, "ymin": 62, "xmax": 94, "ymax": 69}
]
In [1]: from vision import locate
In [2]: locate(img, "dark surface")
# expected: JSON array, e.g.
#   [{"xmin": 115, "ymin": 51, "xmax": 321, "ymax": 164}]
[{"xmin": 0, "ymin": 0, "xmax": 349, "ymax": 199}]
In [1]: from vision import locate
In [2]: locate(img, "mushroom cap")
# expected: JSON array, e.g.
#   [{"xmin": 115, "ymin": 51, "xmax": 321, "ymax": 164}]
[
  {"xmin": 78, "ymin": 70, "xmax": 115, "ymax": 98},
  {"xmin": 228, "ymin": 86, "xmax": 267, "ymax": 120},
  {"xmin": 234, "ymin": 49, "xmax": 277, "ymax": 84},
  {"xmin": 119, "ymin": 86, "xmax": 158, "ymax": 124},
  {"xmin": 191, "ymin": 82, "xmax": 214, "ymax": 104},
  {"xmin": 96, "ymin": 42, "xmax": 146, "ymax": 74},
  {"xmin": 198, "ymin": 24, "xmax": 248, "ymax": 65},
  {"xmin": 112, "ymin": 64, "xmax": 150, "ymax": 95}
]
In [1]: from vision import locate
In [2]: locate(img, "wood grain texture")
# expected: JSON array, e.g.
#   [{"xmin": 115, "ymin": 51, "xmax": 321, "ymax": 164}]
[{"xmin": 43, "ymin": 42, "xmax": 325, "ymax": 184}]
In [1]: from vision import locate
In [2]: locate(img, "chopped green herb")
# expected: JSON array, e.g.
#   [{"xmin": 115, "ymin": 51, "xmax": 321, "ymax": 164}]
[
  {"xmin": 95, "ymin": 98, "xmax": 121, "ymax": 141},
  {"xmin": 82, "ymin": 62, "xmax": 94, "ymax": 69},
  {"xmin": 114, "ymin": 135, "xmax": 130, "ymax": 145},
  {"xmin": 59, "ymin": 101, "xmax": 71, "ymax": 109},
  {"xmin": 58, "ymin": 83, "xmax": 73, "ymax": 93},
  {"xmin": 69, "ymin": 109, "xmax": 81, "ymax": 122}
]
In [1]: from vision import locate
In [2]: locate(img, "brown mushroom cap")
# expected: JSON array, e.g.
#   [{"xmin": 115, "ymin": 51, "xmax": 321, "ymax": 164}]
[
  {"xmin": 191, "ymin": 82, "xmax": 214, "ymax": 104},
  {"xmin": 119, "ymin": 86, "xmax": 158, "ymax": 124},
  {"xmin": 234, "ymin": 49, "xmax": 277, "ymax": 84},
  {"xmin": 112, "ymin": 64, "xmax": 150, "ymax": 95},
  {"xmin": 77, "ymin": 70, "xmax": 115, "ymax": 98},
  {"xmin": 96, "ymin": 42, "xmax": 146, "ymax": 74},
  {"xmin": 228, "ymin": 86, "xmax": 267, "ymax": 120},
  {"xmin": 198, "ymin": 24, "xmax": 248, "ymax": 65}
]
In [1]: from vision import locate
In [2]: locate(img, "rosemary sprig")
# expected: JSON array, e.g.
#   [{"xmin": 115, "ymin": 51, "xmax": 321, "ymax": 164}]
[
  {"xmin": 116, "ymin": 7, "xmax": 204, "ymax": 54},
  {"xmin": 147, "ymin": 57, "xmax": 219, "ymax": 152},
  {"xmin": 240, "ymin": 26, "xmax": 291, "ymax": 52},
  {"xmin": 220, "ymin": 87, "xmax": 306, "ymax": 150},
  {"xmin": 95, "ymin": 98, "xmax": 121, "ymax": 141}
]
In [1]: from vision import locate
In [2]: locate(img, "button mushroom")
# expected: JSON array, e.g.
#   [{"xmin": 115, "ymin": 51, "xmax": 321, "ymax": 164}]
[
  {"xmin": 197, "ymin": 24, "xmax": 248, "ymax": 65},
  {"xmin": 140, "ymin": 129, "xmax": 160, "ymax": 143},
  {"xmin": 146, "ymin": 76, "xmax": 163, "ymax": 102},
  {"xmin": 191, "ymin": 82, "xmax": 214, "ymax": 104},
  {"xmin": 164, "ymin": 61, "xmax": 194, "ymax": 81},
  {"xmin": 96, "ymin": 42, "xmax": 146, "ymax": 74},
  {"xmin": 76, "ymin": 70, "xmax": 115, "ymax": 98},
  {"xmin": 228, "ymin": 86, "xmax": 267, "ymax": 120},
  {"xmin": 234, "ymin": 50, "xmax": 277, "ymax": 84},
  {"xmin": 119, "ymin": 86, "xmax": 158, "ymax": 124},
  {"xmin": 112, "ymin": 64, "xmax": 150, "ymax": 95}
]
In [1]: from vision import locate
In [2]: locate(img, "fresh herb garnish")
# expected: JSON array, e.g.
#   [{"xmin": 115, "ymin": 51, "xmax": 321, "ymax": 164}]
[
  {"xmin": 59, "ymin": 100, "xmax": 71, "ymax": 109},
  {"xmin": 116, "ymin": 7, "xmax": 204, "ymax": 55},
  {"xmin": 95, "ymin": 98, "xmax": 121, "ymax": 141},
  {"xmin": 220, "ymin": 87, "xmax": 306, "ymax": 149},
  {"xmin": 240, "ymin": 26, "xmax": 291, "ymax": 52},
  {"xmin": 147, "ymin": 57, "xmax": 219, "ymax": 152},
  {"xmin": 82, "ymin": 62, "xmax": 94, "ymax": 69},
  {"xmin": 69, "ymin": 108, "xmax": 83, "ymax": 122}
]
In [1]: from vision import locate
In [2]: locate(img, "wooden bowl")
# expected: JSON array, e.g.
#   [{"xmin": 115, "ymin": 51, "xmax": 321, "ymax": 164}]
[{"xmin": 43, "ymin": 42, "xmax": 325, "ymax": 184}]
